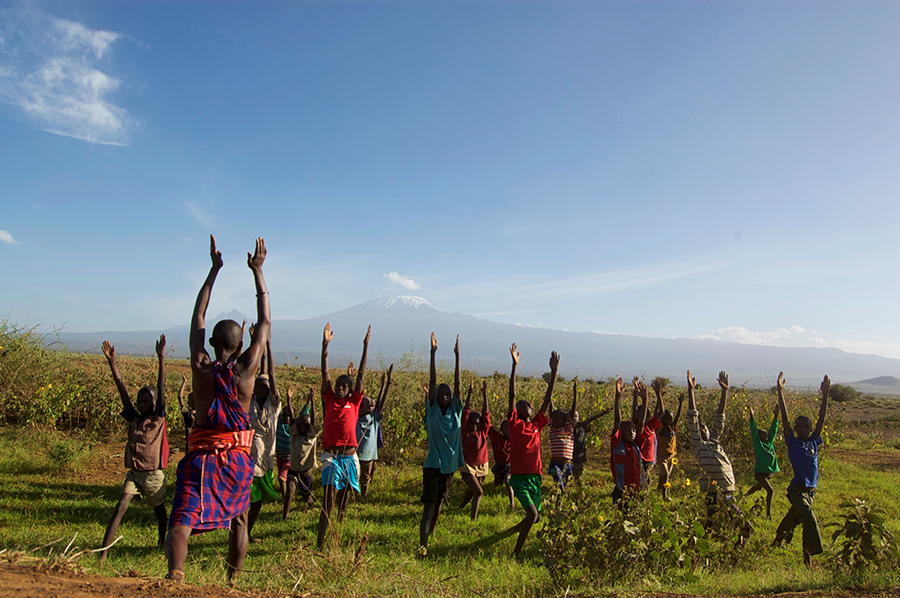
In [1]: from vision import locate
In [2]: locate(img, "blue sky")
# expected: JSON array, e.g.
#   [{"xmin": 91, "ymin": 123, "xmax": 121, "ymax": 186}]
[{"xmin": 1, "ymin": 1, "xmax": 899, "ymax": 359}]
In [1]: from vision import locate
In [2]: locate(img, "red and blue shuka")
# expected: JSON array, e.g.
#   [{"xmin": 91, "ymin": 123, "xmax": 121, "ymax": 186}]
[{"xmin": 169, "ymin": 362, "xmax": 255, "ymax": 534}]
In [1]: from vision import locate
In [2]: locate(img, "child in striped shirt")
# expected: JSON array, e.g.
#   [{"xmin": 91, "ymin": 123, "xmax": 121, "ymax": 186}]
[
  {"xmin": 686, "ymin": 370, "xmax": 740, "ymax": 525},
  {"xmin": 547, "ymin": 380, "xmax": 578, "ymax": 490}
]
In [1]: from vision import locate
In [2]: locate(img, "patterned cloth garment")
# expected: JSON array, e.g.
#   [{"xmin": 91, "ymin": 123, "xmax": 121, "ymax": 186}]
[{"xmin": 169, "ymin": 361, "xmax": 255, "ymax": 534}]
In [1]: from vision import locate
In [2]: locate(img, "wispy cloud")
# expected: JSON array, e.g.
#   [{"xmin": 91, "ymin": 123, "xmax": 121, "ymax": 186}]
[
  {"xmin": 0, "ymin": 230, "xmax": 18, "ymax": 245},
  {"xmin": 184, "ymin": 200, "xmax": 217, "ymax": 229},
  {"xmin": 0, "ymin": 9, "xmax": 136, "ymax": 145},
  {"xmin": 384, "ymin": 272, "xmax": 420, "ymax": 290}
]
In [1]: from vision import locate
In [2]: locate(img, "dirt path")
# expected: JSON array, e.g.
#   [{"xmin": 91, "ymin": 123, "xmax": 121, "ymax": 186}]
[
  {"xmin": 2, "ymin": 563, "xmax": 899, "ymax": 598},
  {"xmin": 0, "ymin": 563, "xmax": 310, "ymax": 598}
]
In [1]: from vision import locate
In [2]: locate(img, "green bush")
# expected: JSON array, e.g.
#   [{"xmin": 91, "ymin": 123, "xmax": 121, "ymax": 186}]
[{"xmin": 827, "ymin": 498, "xmax": 900, "ymax": 581}]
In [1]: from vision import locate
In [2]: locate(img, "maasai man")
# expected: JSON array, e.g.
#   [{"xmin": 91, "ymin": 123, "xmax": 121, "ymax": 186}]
[{"xmin": 166, "ymin": 236, "xmax": 270, "ymax": 584}]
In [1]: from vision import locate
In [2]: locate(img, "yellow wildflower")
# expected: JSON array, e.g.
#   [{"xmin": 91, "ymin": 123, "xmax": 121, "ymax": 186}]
[
  {"xmin": 599, "ymin": 515, "xmax": 605, "ymax": 521},
  {"xmin": 711, "ymin": 480, "xmax": 717, "ymax": 485},
  {"xmin": 671, "ymin": 457, "xmax": 678, "ymax": 465},
  {"xmin": 664, "ymin": 482, "xmax": 671, "ymax": 489},
  {"xmin": 685, "ymin": 478, "xmax": 691, "ymax": 487}
]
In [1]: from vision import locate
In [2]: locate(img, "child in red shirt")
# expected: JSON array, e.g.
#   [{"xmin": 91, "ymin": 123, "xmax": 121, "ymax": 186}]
[
  {"xmin": 316, "ymin": 323, "xmax": 370, "ymax": 550},
  {"xmin": 459, "ymin": 379, "xmax": 491, "ymax": 521},
  {"xmin": 488, "ymin": 417, "xmax": 514, "ymax": 508},
  {"xmin": 611, "ymin": 377, "xmax": 648, "ymax": 505},
  {"xmin": 507, "ymin": 344, "xmax": 560, "ymax": 559}
]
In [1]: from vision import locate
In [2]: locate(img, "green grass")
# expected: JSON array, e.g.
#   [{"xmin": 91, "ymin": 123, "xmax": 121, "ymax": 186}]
[{"xmin": 1, "ymin": 427, "xmax": 899, "ymax": 596}]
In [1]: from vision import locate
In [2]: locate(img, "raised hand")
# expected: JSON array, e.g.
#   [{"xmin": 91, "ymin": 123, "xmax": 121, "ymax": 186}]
[
  {"xmin": 287, "ymin": 386, "xmax": 294, "ymax": 400},
  {"xmin": 549, "ymin": 350, "xmax": 560, "ymax": 370},
  {"xmin": 241, "ymin": 319, "xmax": 247, "ymax": 334},
  {"xmin": 181, "ymin": 372, "xmax": 189, "ymax": 383},
  {"xmin": 637, "ymin": 380, "xmax": 648, "ymax": 400},
  {"xmin": 469, "ymin": 379, "xmax": 475, "ymax": 394},
  {"xmin": 101, "ymin": 340, "xmax": 115, "ymax": 361},
  {"xmin": 510, "ymin": 343, "xmax": 520, "ymax": 365},
  {"xmin": 453, "ymin": 335, "xmax": 460, "ymax": 356},
  {"xmin": 749, "ymin": 405, "xmax": 755, "ymax": 420},
  {"xmin": 631, "ymin": 376, "xmax": 640, "ymax": 398},
  {"xmin": 431, "ymin": 332, "xmax": 438, "ymax": 353},
  {"xmin": 482, "ymin": 379, "xmax": 488, "ymax": 394},
  {"xmin": 820, "ymin": 374, "xmax": 830, "ymax": 399},
  {"xmin": 777, "ymin": 371, "xmax": 786, "ymax": 392},
  {"xmin": 307, "ymin": 387, "xmax": 314, "ymax": 402},
  {"xmin": 210, "ymin": 234, "xmax": 223, "ymax": 270},
  {"xmin": 323, "ymin": 323, "xmax": 334, "ymax": 344},
  {"xmin": 247, "ymin": 237, "xmax": 266, "ymax": 272},
  {"xmin": 652, "ymin": 378, "xmax": 664, "ymax": 398},
  {"xmin": 718, "ymin": 371, "xmax": 729, "ymax": 391},
  {"xmin": 386, "ymin": 363, "xmax": 394, "ymax": 383},
  {"xmin": 615, "ymin": 377, "xmax": 625, "ymax": 396},
  {"xmin": 687, "ymin": 370, "xmax": 696, "ymax": 390},
  {"xmin": 156, "ymin": 334, "xmax": 166, "ymax": 358},
  {"xmin": 249, "ymin": 323, "xmax": 256, "ymax": 339}
]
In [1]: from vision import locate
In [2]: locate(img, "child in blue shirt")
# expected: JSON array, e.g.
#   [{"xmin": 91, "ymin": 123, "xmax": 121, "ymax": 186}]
[
  {"xmin": 773, "ymin": 372, "xmax": 829, "ymax": 566},
  {"xmin": 356, "ymin": 365, "xmax": 393, "ymax": 499},
  {"xmin": 419, "ymin": 333, "xmax": 463, "ymax": 557}
]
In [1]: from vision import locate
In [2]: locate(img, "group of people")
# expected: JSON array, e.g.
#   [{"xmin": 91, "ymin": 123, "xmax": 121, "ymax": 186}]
[{"xmin": 94, "ymin": 236, "xmax": 831, "ymax": 582}]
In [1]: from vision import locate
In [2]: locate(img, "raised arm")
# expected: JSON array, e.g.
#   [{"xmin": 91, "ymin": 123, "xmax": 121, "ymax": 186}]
[
  {"xmin": 266, "ymin": 339, "xmax": 279, "ymax": 401},
  {"xmin": 190, "ymin": 235, "xmax": 222, "ymax": 369},
  {"xmin": 481, "ymin": 379, "xmax": 489, "ymax": 414},
  {"xmin": 285, "ymin": 386, "xmax": 295, "ymax": 423},
  {"xmin": 672, "ymin": 393, "xmax": 684, "ymax": 427},
  {"xmin": 717, "ymin": 370, "xmax": 729, "ymax": 415},
  {"xmin": 355, "ymin": 326, "xmax": 371, "ymax": 395},
  {"xmin": 428, "ymin": 333, "xmax": 438, "ymax": 404},
  {"xmin": 258, "ymin": 333, "xmax": 267, "ymax": 377},
  {"xmin": 464, "ymin": 378, "xmax": 473, "ymax": 411},
  {"xmin": 507, "ymin": 343, "xmax": 520, "ymax": 418},
  {"xmin": 155, "ymin": 334, "xmax": 166, "ymax": 411},
  {"xmin": 538, "ymin": 351, "xmax": 560, "ymax": 415},
  {"xmin": 177, "ymin": 372, "xmax": 188, "ymax": 410},
  {"xmin": 375, "ymin": 364, "xmax": 393, "ymax": 414},
  {"xmin": 569, "ymin": 378, "xmax": 578, "ymax": 420},
  {"xmin": 102, "ymin": 340, "xmax": 132, "ymax": 410},
  {"xmin": 814, "ymin": 374, "xmax": 829, "ymax": 438},
  {"xmin": 308, "ymin": 387, "xmax": 316, "ymax": 428},
  {"xmin": 631, "ymin": 376, "xmax": 640, "ymax": 420},
  {"xmin": 235, "ymin": 238, "xmax": 270, "ymax": 376},
  {"xmin": 453, "ymin": 335, "xmax": 461, "ymax": 399},
  {"xmin": 776, "ymin": 371, "xmax": 792, "ymax": 437},
  {"xmin": 321, "ymin": 324, "xmax": 334, "ymax": 396},
  {"xmin": 651, "ymin": 378, "xmax": 665, "ymax": 419},
  {"xmin": 613, "ymin": 377, "xmax": 624, "ymax": 433},
  {"xmin": 635, "ymin": 380, "xmax": 649, "ymax": 430}
]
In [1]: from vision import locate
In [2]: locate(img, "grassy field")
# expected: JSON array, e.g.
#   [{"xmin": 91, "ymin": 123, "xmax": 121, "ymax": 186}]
[{"xmin": 1, "ymin": 422, "xmax": 898, "ymax": 597}]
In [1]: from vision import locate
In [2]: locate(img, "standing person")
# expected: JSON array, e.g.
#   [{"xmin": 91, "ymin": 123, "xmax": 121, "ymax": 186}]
[
  {"xmin": 458, "ymin": 379, "xmax": 491, "ymax": 521},
  {"xmin": 547, "ymin": 380, "xmax": 578, "ymax": 490},
  {"xmin": 356, "ymin": 365, "xmax": 393, "ymax": 500},
  {"xmin": 747, "ymin": 403, "xmax": 780, "ymax": 518},
  {"xmin": 773, "ymin": 372, "xmax": 829, "ymax": 566},
  {"xmin": 610, "ymin": 378, "xmax": 648, "ymax": 504},
  {"xmin": 685, "ymin": 370, "xmax": 738, "ymax": 522},
  {"xmin": 632, "ymin": 376, "xmax": 662, "ymax": 488},
  {"xmin": 177, "ymin": 372, "xmax": 196, "ymax": 446},
  {"xmin": 655, "ymin": 385, "xmax": 684, "ymax": 501},
  {"xmin": 283, "ymin": 387, "xmax": 320, "ymax": 519},
  {"xmin": 419, "ymin": 334, "xmax": 464, "ymax": 557},
  {"xmin": 98, "ymin": 335, "xmax": 169, "ymax": 560},
  {"xmin": 166, "ymin": 236, "xmax": 270, "ymax": 584},
  {"xmin": 507, "ymin": 344, "xmax": 560, "ymax": 559},
  {"xmin": 317, "ymin": 323, "xmax": 370, "ymax": 550},
  {"xmin": 488, "ymin": 409, "xmax": 514, "ymax": 509},
  {"xmin": 247, "ymin": 339, "xmax": 282, "ymax": 543}
]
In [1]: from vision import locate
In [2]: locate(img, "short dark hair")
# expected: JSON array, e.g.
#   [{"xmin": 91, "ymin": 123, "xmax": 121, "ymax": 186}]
[
  {"xmin": 335, "ymin": 374, "xmax": 353, "ymax": 388},
  {"xmin": 211, "ymin": 320, "xmax": 242, "ymax": 352}
]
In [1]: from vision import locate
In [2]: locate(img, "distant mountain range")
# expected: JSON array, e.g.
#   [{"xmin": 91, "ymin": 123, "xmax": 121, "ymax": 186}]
[{"xmin": 56, "ymin": 296, "xmax": 900, "ymax": 388}]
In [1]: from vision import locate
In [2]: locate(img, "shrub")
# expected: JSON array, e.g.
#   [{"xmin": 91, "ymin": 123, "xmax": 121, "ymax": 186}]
[{"xmin": 827, "ymin": 498, "xmax": 900, "ymax": 580}]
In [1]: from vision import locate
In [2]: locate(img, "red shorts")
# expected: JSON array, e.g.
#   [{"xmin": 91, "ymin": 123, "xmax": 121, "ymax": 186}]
[{"xmin": 276, "ymin": 456, "xmax": 290, "ymax": 481}]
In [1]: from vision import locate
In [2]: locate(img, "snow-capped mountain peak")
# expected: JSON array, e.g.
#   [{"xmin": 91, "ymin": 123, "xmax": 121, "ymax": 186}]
[{"xmin": 366, "ymin": 296, "xmax": 437, "ymax": 310}]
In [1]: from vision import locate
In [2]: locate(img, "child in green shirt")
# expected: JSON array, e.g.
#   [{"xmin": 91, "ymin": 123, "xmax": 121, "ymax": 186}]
[{"xmin": 747, "ymin": 403, "xmax": 780, "ymax": 518}]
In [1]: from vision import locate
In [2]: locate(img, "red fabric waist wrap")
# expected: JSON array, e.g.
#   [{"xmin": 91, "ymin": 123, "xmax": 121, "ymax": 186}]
[{"xmin": 187, "ymin": 428, "xmax": 253, "ymax": 464}]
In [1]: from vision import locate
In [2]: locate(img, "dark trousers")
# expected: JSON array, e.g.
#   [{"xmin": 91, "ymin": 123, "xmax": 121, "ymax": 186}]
[{"xmin": 774, "ymin": 485, "xmax": 822, "ymax": 556}]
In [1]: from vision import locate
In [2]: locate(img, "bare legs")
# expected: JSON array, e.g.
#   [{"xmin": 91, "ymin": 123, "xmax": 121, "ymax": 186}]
[
  {"xmin": 317, "ymin": 484, "xmax": 352, "ymax": 549},
  {"xmin": 458, "ymin": 473, "xmax": 485, "ymax": 521},
  {"xmin": 513, "ymin": 504, "xmax": 539, "ymax": 558},
  {"xmin": 747, "ymin": 472, "xmax": 775, "ymax": 518},
  {"xmin": 419, "ymin": 499, "xmax": 444, "ymax": 550},
  {"xmin": 99, "ymin": 493, "xmax": 167, "ymax": 561}
]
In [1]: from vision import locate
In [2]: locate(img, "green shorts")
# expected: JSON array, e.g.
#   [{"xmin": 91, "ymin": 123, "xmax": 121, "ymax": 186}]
[
  {"xmin": 250, "ymin": 470, "xmax": 280, "ymax": 503},
  {"xmin": 123, "ymin": 469, "xmax": 166, "ymax": 508},
  {"xmin": 509, "ymin": 473, "xmax": 542, "ymax": 512}
]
